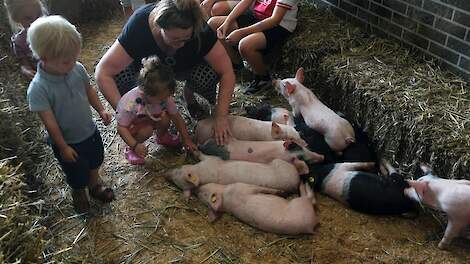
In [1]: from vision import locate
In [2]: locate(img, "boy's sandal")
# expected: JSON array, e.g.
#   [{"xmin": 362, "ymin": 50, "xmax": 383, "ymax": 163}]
[
  {"xmin": 89, "ymin": 184, "xmax": 115, "ymax": 203},
  {"xmin": 187, "ymin": 102, "xmax": 207, "ymax": 120}
]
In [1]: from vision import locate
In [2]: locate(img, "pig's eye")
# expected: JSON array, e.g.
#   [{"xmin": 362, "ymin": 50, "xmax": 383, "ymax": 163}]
[{"xmin": 187, "ymin": 173, "xmax": 191, "ymax": 177}]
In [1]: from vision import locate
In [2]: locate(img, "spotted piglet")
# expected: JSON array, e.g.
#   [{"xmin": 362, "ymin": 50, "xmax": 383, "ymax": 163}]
[
  {"xmin": 404, "ymin": 164, "xmax": 470, "ymax": 249},
  {"xmin": 195, "ymin": 115, "xmax": 303, "ymax": 145},
  {"xmin": 306, "ymin": 160, "xmax": 414, "ymax": 215},
  {"xmin": 198, "ymin": 138, "xmax": 324, "ymax": 164}
]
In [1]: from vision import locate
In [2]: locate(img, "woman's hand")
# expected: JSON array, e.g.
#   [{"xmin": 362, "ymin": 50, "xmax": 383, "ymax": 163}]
[
  {"xmin": 213, "ymin": 115, "xmax": 231, "ymax": 145},
  {"xmin": 60, "ymin": 145, "xmax": 78, "ymax": 162}
]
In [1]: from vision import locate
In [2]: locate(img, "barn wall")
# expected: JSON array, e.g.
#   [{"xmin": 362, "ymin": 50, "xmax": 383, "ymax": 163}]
[{"xmin": 313, "ymin": 0, "xmax": 470, "ymax": 80}]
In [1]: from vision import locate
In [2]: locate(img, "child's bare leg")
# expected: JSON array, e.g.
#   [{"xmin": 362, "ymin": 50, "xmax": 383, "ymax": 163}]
[
  {"xmin": 239, "ymin": 33, "xmax": 268, "ymax": 75},
  {"xmin": 133, "ymin": 123, "xmax": 155, "ymax": 143}
]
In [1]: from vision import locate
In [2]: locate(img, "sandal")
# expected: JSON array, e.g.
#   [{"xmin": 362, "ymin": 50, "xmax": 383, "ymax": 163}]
[
  {"xmin": 72, "ymin": 189, "xmax": 90, "ymax": 214},
  {"xmin": 124, "ymin": 147, "xmax": 145, "ymax": 165},
  {"xmin": 89, "ymin": 184, "xmax": 115, "ymax": 203},
  {"xmin": 187, "ymin": 102, "xmax": 207, "ymax": 120}
]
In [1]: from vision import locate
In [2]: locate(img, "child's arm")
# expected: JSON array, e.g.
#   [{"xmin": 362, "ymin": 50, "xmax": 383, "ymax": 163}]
[
  {"xmin": 38, "ymin": 111, "xmax": 78, "ymax": 162},
  {"xmin": 117, "ymin": 124, "xmax": 147, "ymax": 157},
  {"xmin": 12, "ymin": 32, "xmax": 36, "ymax": 79},
  {"xmin": 226, "ymin": 6, "xmax": 288, "ymax": 44},
  {"xmin": 169, "ymin": 112, "xmax": 197, "ymax": 152},
  {"xmin": 219, "ymin": 0, "xmax": 256, "ymax": 37},
  {"xmin": 85, "ymin": 83, "xmax": 112, "ymax": 125},
  {"xmin": 19, "ymin": 57, "xmax": 36, "ymax": 79}
]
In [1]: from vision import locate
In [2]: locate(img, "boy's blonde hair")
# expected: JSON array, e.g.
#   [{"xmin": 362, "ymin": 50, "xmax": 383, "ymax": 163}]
[
  {"xmin": 139, "ymin": 56, "xmax": 176, "ymax": 97},
  {"xmin": 4, "ymin": 0, "xmax": 46, "ymax": 30},
  {"xmin": 27, "ymin": 15, "xmax": 82, "ymax": 60}
]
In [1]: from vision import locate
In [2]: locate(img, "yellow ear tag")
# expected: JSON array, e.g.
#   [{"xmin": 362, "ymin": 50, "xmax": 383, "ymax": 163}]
[
  {"xmin": 189, "ymin": 174, "xmax": 197, "ymax": 184},
  {"xmin": 309, "ymin": 177, "xmax": 315, "ymax": 183},
  {"xmin": 211, "ymin": 193, "xmax": 217, "ymax": 203}
]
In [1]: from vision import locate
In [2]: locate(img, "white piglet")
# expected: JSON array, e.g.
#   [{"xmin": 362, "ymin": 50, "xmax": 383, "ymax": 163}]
[
  {"xmin": 165, "ymin": 153, "xmax": 306, "ymax": 197},
  {"xmin": 196, "ymin": 182, "xmax": 319, "ymax": 235},
  {"xmin": 274, "ymin": 68, "xmax": 355, "ymax": 153},
  {"xmin": 404, "ymin": 164, "xmax": 470, "ymax": 249}
]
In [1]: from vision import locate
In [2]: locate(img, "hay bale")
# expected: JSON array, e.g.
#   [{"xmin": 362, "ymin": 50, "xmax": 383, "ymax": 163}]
[
  {"xmin": 275, "ymin": 3, "xmax": 364, "ymax": 74},
  {"xmin": 277, "ymin": 3, "xmax": 470, "ymax": 179},
  {"xmin": 46, "ymin": 0, "xmax": 121, "ymax": 23},
  {"xmin": 317, "ymin": 39, "xmax": 469, "ymax": 179}
]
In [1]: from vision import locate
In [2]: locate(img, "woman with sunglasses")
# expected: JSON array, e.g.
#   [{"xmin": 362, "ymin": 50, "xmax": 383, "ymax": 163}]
[{"xmin": 96, "ymin": 0, "xmax": 235, "ymax": 145}]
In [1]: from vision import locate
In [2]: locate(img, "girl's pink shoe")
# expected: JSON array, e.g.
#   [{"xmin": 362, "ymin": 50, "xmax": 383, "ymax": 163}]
[
  {"xmin": 155, "ymin": 131, "xmax": 180, "ymax": 147},
  {"xmin": 124, "ymin": 147, "xmax": 145, "ymax": 165}
]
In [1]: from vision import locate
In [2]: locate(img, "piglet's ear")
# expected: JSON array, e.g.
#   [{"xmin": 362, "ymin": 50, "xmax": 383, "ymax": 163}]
[
  {"xmin": 419, "ymin": 163, "xmax": 433, "ymax": 175},
  {"xmin": 207, "ymin": 193, "xmax": 223, "ymax": 222},
  {"xmin": 185, "ymin": 173, "xmax": 200, "ymax": 187},
  {"xmin": 283, "ymin": 114, "xmax": 289, "ymax": 124},
  {"xmin": 295, "ymin": 68, "xmax": 305, "ymax": 83},
  {"xmin": 292, "ymin": 158, "xmax": 309, "ymax": 175},
  {"xmin": 285, "ymin": 81, "xmax": 296, "ymax": 95},
  {"xmin": 283, "ymin": 140, "xmax": 291, "ymax": 150},
  {"xmin": 271, "ymin": 122, "xmax": 282, "ymax": 138},
  {"xmin": 410, "ymin": 180, "xmax": 429, "ymax": 200}
]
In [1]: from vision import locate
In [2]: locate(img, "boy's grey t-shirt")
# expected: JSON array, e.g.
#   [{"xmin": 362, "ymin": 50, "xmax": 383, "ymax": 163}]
[{"xmin": 27, "ymin": 62, "xmax": 96, "ymax": 144}]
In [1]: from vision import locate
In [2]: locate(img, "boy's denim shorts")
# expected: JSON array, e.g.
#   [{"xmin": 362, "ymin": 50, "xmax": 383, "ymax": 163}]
[{"xmin": 51, "ymin": 129, "xmax": 104, "ymax": 189}]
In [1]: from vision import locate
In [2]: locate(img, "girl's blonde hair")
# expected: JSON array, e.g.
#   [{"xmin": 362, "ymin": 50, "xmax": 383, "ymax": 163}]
[
  {"xmin": 151, "ymin": 0, "xmax": 205, "ymax": 48},
  {"xmin": 27, "ymin": 15, "xmax": 82, "ymax": 60},
  {"xmin": 139, "ymin": 56, "xmax": 176, "ymax": 97},
  {"xmin": 4, "ymin": 0, "xmax": 47, "ymax": 30}
]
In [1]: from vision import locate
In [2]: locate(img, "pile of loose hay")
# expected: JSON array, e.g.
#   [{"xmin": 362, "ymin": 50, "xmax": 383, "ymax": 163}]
[
  {"xmin": 0, "ymin": 1, "xmax": 55, "ymax": 262},
  {"xmin": 0, "ymin": 162, "xmax": 45, "ymax": 263},
  {"xmin": 277, "ymin": 3, "xmax": 469, "ymax": 179}
]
